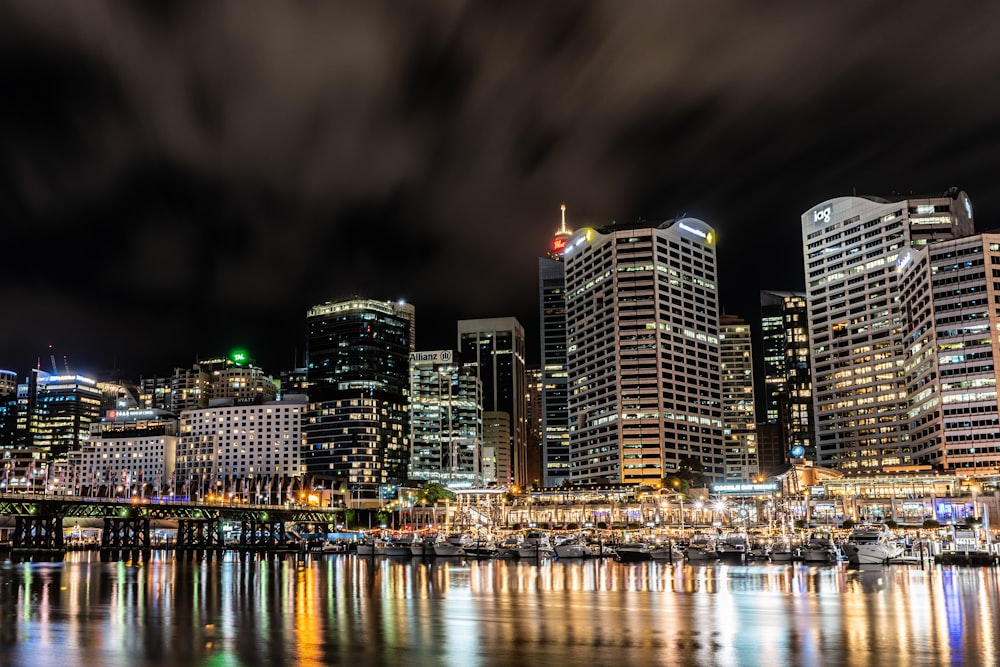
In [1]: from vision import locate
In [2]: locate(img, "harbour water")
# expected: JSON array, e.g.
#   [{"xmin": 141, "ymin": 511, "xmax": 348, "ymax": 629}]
[{"xmin": 1, "ymin": 552, "xmax": 997, "ymax": 667}]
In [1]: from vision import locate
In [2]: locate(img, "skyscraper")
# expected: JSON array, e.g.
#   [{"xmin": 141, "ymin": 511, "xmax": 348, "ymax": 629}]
[
  {"xmin": 898, "ymin": 232, "xmax": 1000, "ymax": 476},
  {"xmin": 720, "ymin": 315, "xmax": 757, "ymax": 480},
  {"xmin": 801, "ymin": 188, "xmax": 974, "ymax": 472},
  {"xmin": 538, "ymin": 204, "xmax": 573, "ymax": 487},
  {"xmin": 408, "ymin": 350, "xmax": 483, "ymax": 488},
  {"xmin": 759, "ymin": 290, "xmax": 814, "ymax": 463},
  {"xmin": 563, "ymin": 218, "xmax": 724, "ymax": 486},
  {"xmin": 457, "ymin": 317, "xmax": 527, "ymax": 487},
  {"xmin": 304, "ymin": 298, "xmax": 415, "ymax": 498}
]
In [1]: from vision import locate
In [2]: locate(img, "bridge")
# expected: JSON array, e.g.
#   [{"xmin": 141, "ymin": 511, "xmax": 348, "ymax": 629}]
[{"xmin": 0, "ymin": 493, "xmax": 344, "ymax": 559}]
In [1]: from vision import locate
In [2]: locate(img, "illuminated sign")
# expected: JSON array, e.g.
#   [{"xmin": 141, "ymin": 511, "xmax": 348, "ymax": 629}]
[
  {"xmin": 896, "ymin": 252, "xmax": 912, "ymax": 272},
  {"xmin": 231, "ymin": 350, "xmax": 249, "ymax": 366},
  {"xmin": 790, "ymin": 445, "xmax": 806, "ymax": 458},
  {"xmin": 409, "ymin": 350, "xmax": 454, "ymax": 364},
  {"xmin": 813, "ymin": 206, "xmax": 832, "ymax": 224},
  {"xmin": 552, "ymin": 237, "xmax": 566, "ymax": 253},
  {"xmin": 710, "ymin": 482, "xmax": 779, "ymax": 494}
]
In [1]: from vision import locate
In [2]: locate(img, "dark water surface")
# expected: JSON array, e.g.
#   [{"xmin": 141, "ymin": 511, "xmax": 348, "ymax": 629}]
[{"xmin": 1, "ymin": 552, "xmax": 997, "ymax": 667}]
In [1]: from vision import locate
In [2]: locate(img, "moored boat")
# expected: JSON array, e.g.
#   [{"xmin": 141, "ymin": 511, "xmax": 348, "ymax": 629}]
[{"xmin": 841, "ymin": 525, "xmax": 904, "ymax": 565}]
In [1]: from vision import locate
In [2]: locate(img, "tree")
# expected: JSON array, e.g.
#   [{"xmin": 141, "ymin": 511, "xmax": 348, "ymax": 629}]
[
  {"xmin": 417, "ymin": 481, "xmax": 455, "ymax": 506},
  {"xmin": 922, "ymin": 518, "xmax": 941, "ymax": 529},
  {"xmin": 840, "ymin": 519, "xmax": 856, "ymax": 530}
]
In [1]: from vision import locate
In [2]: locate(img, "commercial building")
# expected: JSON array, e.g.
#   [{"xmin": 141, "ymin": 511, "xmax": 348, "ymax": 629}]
[
  {"xmin": 801, "ymin": 189, "xmax": 974, "ymax": 473},
  {"xmin": 304, "ymin": 298, "xmax": 414, "ymax": 499},
  {"xmin": 760, "ymin": 290, "xmax": 814, "ymax": 463},
  {"xmin": 457, "ymin": 317, "xmax": 528, "ymax": 487},
  {"xmin": 409, "ymin": 350, "xmax": 483, "ymax": 488},
  {"xmin": 563, "ymin": 217, "xmax": 724, "ymax": 486},
  {"xmin": 537, "ymin": 204, "xmax": 574, "ymax": 487}
]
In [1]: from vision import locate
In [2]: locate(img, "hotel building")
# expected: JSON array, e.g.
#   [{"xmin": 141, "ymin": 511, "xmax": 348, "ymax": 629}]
[
  {"xmin": 801, "ymin": 189, "xmax": 974, "ymax": 472},
  {"xmin": 898, "ymin": 232, "xmax": 1000, "ymax": 476},
  {"xmin": 563, "ymin": 217, "xmax": 724, "ymax": 486}
]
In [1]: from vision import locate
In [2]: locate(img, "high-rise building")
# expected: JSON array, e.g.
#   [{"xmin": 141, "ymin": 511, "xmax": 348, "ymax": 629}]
[
  {"xmin": 801, "ymin": 188, "xmax": 974, "ymax": 472},
  {"xmin": 457, "ymin": 317, "xmax": 527, "ymax": 487},
  {"xmin": 482, "ymin": 411, "xmax": 511, "ymax": 487},
  {"xmin": 139, "ymin": 353, "xmax": 278, "ymax": 413},
  {"xmin": 524, "ymin": 366, "xmax": 544, "ymax": 487},
  {"xmin": 563, "ymin": 218, "xmax": 724, "ymax": 486},
  {"xmin": 760, "ymin": 290, "xmax": 814, "ymax": 463},
  {"xmin": 898, "ymin": 232, "xmax": 1000, "ymax": 476},
  {"xmin": 408, "ymin": 350, "xmax": 483, "ymax": 488},
  {"xmin": 720, "ymin": 315, "xmax": 757, "ymax": 480},
  {"xmin": 0, "ymin": 369, "xmax": 17, "ymax": 451},
  {"xmin": 305, "ymin": 298, "xmax": 415, "ymax": 498},
  {"xmin": 538, "ymin": 204, "xmax": 574, "ymax": 487}
]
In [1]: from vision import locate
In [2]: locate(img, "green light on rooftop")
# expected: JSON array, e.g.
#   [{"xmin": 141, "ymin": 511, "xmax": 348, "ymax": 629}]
[{"xmin": 231, "ymin": 350, "xmax": 249, "ymax": 366}]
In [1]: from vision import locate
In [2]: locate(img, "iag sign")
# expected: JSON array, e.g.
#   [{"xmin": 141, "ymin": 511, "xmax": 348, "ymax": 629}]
[{"xmin": 813, "ymin": 206, "xmax": 832, "ymax": 224}]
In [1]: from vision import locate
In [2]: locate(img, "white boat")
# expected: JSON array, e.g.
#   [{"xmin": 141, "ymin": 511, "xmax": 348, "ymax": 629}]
[
  {"xmin": 841, "ymin": 525, "xmax": 904, "ymax": 565},
  {"xmin": 409, "ymin": 533, "xmax": 439, "ymax": 557},
  {"xmin": 517, "ymin": 531, "xmax": 555, "ymax": 559},
  {"xmin": 434, "ymin": 533, "xmax": 473, "ymax": 557},
  {"xmin": 684, "ymin": 533, "xmax": 719, "ymax": 562},
  {"xmin": 648, "ymin": 541, "xmax": 682, "ymax": 561},
  {"xmin": 801, "ymin": 531, "xmax": 841, "ymax": 563},
  {"xmin": 554, "ymin": 537, "xmax": 593, "ymax": 559},
  {"xmin": 767, "ymin": 537, "xmax": 795, "ymax": 562},
  {"xmin": 384, "ymin": 538, "xmax": 414, "ymax": 557}
]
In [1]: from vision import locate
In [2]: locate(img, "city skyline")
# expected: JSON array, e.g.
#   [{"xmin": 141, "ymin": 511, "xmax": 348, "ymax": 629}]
[{"xmin": 4, "ymin": 3, "xmax": 1000, "ymax": 378}]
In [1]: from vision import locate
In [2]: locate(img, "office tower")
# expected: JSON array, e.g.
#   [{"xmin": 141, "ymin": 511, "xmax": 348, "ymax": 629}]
[
  {"xmin": 482, "ymin": 411, "xmax": 511, "ymax": 486},
  {"xmin": 755, "ymin": 422, "xmax": 785, "ymax": 476},
  {"xmin": 457, "ymin": 317, "xmax": 528, "ymax": 487},
  {"xmin": 563, "ymin": 218, "xmax": 724, "ymax": 486},
  {"xmin": 720, "ymin": 315, "xmax": 758, "ymax": 480},
  {"xmin": 760, "ymin": 290, "xmax": 815, "ymax": 462},
  {"xmin": 409, "ymin": 350, "xmax": 483, "ymax": 488},
  {"xmin": 73, "ymin": 408, "xmax": 179, "ymax": 497},
  {"xmin": 305, "ymin": 298, "xmax": 415, "ymax": 498},
  {"xmin": 898, "ymin": 233, "xmax": 1000, "ymax": 475},
  {"xmin": 801, "ymin": 188, "xmax": 974, "ymax": 472},
  {"xmin": 176, "ymin": 395, "xmax": 306, "ymax": 501},
  {"xmin": 538, "ymin": 204, "xmax": 574, "ymax": 487}
]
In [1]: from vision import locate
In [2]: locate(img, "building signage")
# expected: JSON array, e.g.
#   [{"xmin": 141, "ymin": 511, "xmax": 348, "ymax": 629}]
[
  {"xmin": 809, "ymin": 485, "xmax": 825, "ymax": 498},
  {"xmin": 710, "ymin": 482, "xmax": 779, "ymax": 494},
  {"xmin": 409, "ymin": 350, "xmax": 454, "ymax": 364},
  {"xmin": 813, "ymin": 206, "xmax": 832, "ymax": 224}
]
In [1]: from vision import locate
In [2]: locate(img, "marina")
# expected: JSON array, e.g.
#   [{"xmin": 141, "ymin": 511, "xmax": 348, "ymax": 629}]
[{"xmin": 1, "ymin": 549, "xmax": 999, "ymax": 667}]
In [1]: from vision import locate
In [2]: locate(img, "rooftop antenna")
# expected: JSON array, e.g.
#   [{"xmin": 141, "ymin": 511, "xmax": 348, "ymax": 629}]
[
  {"xmin": 560, "ymin": 203, "xmax": 568, "ymax": 234},
  {"xmin": 49, "ymin": 344, "xmax": 57, "ymax": 375}
]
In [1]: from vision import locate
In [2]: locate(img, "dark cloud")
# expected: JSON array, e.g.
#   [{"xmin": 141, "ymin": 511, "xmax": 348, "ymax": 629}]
[{"xmin": 3, "ymin": 1, "xmax": 1000, "ymax": 378}]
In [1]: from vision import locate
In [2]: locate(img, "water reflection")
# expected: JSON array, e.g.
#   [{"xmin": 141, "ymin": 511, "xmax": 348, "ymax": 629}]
[{"xmin": 0, "ymin": 553, "xmax": 997, "ymax": 667}]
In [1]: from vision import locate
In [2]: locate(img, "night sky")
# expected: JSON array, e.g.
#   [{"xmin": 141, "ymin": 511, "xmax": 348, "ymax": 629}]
[{"xmin": 3, "ymin": 2, "xmax": 1000, "ymax": 380}]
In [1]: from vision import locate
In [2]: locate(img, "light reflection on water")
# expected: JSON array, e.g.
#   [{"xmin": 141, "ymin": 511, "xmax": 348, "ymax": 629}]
[{"xmin": 0, "ymin": 553, "xmax": 997, "ymax": 667}]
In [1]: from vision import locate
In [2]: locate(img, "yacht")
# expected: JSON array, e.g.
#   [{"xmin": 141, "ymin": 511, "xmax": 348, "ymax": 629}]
[
  {"xmin": 716, "ymin": 532, "xmax": 750, "ymax": 564},
  {"xmin": 684, "ymin": 533, "xmax": 719, "ymax": 562},
  {"xmin": 554, "ymin": 536, "xmax": 594, "ymax": 559},
  {"xmin": 614, "ymin": 542, "xmax": 652, "ymax": 562},
  {"xmin": 767, "ymin": 537, "xmax": 795, "ymax": 562},
  {"xmin": 356, "ymin": 537, "xmax": 387, "ymax": 556},
  {"xmin": 495, "ymin": 534, "xmax": 524, "ymax": 559},
  {"xmin": 648, "ymin": 540, "xmax": 682, "ymax": 561},
  {"xmin": 409, "ymin": 533, "xmax": 439, "ymax": 557},
  {"xmin": 383, "ymin": 537, "xmax": 414, "ymax": 557},
  {"xmin": 434, "ymin": 533, "xmax": 473, "ymax": 557},
  {"xmin": 841, "ymin": 525, "xmax": 904, "ymax": 565},
  {"xmin": 517, "ymin": 531, "xmax": 555, "ymax": 559},
  {"xmin": 801, "ymin": 531, "xmax": 841, "ymax": 563}
]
